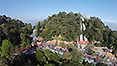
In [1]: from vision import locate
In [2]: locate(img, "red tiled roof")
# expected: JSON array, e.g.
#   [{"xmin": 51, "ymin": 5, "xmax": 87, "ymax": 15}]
[
  {"xmin": 71, "ymin": 40, "xmax": 74, "ymax": 42},
  {"xmin": 39, "ymin": 44, "xmax": 42, "ymax": 46},
  {"xmin": 26, "ymin": 46, "xmax": 31, "ymax": 49},
  {"xmin": 78, "ymin": 41, "xmax": 89, "ymax": 45}
]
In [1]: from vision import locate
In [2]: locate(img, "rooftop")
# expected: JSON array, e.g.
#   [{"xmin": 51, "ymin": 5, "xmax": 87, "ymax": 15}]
[{"xmin": 78, "ymin": 41, "xmax": 89, "ymax": 45}]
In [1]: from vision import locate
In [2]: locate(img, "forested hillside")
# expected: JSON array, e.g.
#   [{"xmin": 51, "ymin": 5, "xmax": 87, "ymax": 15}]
[
  {"xmin": 0, "ymin": 12, "xmax": 117, "ymax": 66},
  {"xmin": 40, "ymin": 12, "xmax": 117, "ymax": 52},
  {"xmin": 0, "ymin": 15, "xmax": 32, "ymax": 47},
  {"xmin": 0, "ymin": 15, "xmax": 33, "ymax": 65},
  {"xmin": 40, "ymin": 12, "xmax": 82, "ymax": 41}
]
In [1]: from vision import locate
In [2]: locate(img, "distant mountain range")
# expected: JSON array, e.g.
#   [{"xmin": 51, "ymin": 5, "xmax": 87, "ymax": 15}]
[{"xmin": 104, "ymin": 22, "xmax": 117, "ymax": 31}]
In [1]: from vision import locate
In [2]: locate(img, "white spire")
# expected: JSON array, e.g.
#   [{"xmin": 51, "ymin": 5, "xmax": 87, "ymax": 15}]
[
  {"xmin": 81, "ymin": 17, "xmax": 84, "ymax": 21},
  {"xmin": 80, "ymin": 34, "xmax": 83, "ymax": 41},
  {"xmin": 83, "ymin": 23, "xmax": 86, "ymax": 30},
  {"xmin": 80, "ymin": 21, "xmax": 82, "ymax": 31}
]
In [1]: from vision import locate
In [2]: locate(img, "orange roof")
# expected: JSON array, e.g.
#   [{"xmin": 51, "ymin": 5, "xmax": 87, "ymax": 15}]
[
  {"xmin": 39, "ymin": 37, "xmax": 43, "ymax": 41},
  {"xmin": 71, "ymin": 40, "xmax": 74, "ymax": 42}
]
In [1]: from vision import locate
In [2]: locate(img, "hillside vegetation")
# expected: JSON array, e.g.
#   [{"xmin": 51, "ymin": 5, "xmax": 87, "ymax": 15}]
[
  {"xmin": 40, "ymin": 12, "xmax": 117, "ymax": 51},
  {"xmin": 0, "ymin": 12, "xmax": 117, "ymax": 66}
]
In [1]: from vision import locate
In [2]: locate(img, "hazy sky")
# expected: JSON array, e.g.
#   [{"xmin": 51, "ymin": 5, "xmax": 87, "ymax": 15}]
[{"xmin": 0, "ymin": 0, "xmax": 117, "ymax": 26}]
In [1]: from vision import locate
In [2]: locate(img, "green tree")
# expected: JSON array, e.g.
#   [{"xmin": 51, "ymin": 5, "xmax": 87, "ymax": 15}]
[
  {"xmin": 70, "ymin": 49, "xmax": 83, "ymax": 64},
  {"xmin": 0, "ymin": 39, "xmax": 13, "ymax": 58},
  {"xmin": 84, "ymin": 62, "xmax": 93, "ymax": 66},
  {"xmin": 0, "ymin": 57, "xmax": 9, "ymax": 66},
  {"xmin": 25, "ymin": 23, "xmax": 32, "ymax": 36},
  {"xmin": 37, "ymin": 64, "xmax": 40, "ymax": 66},
  {"xmin": 27, "ymin": 39, "xmax": 31, "ymax": 47},
  {"xmin": 0, "ymin": 27, "xmax": 5, "ymax": 45},
  {"xmin": 49, "ymin": 53, "xmax": 61, "ymax": 62},
  {"xmin": 62, "ymin": 63, "xmax": 74, "ymax": 66},
  {"xmin": 21, "ymin": 42, "xmax": 27, "ymax": 48},
  {"xmin": 62, "ymin": 51, "xmax": 72, "ymax": 60},
  {"xmin": 80, "ymin": 44, "xmax": 82, "ymax": 49},
  {"xmin": 36, "ymin": 22, "xmax": 41, "ymax": 37},
  {"xmin": 94, "ymin": 43, "xmax": 101, "ymax": 47},
  {"xmin": 114, "ymin": 50, "xmax": 117, "ymax": 56},
  {"xmin": 78, "ymin": 63, "xmax": 84, "ymax": 66},
  {"xmin": 20, "ymin": 33, "xmax": 26, "ymax": 42},
  {"xmin": 59, "ymin": 43, "xmax": 66, "ymax": 48},
  {"xmin": 55, "ymin": 36, "xmax": 58, "ymax": 46},
  {"xmin": 40, "ymin": 30, "xmax": 55, "ymax": 41},
  {"xmin": 20, "ymin": 33, "xmax": 29, "ymax": 48},
  {"xmin": 42, "ymin": 49, "xmax": 52, "ymax": 61},
  {"xmin": 87, "ymin": 49, "xmax": 94, "ymax": 55},
  {"xmin": 44, "ymin": 63, "xmax": 54, "ymax": 66},
  {"xmin": 36, "ymin": 50, "xmax": 46, "ymax": 63}
]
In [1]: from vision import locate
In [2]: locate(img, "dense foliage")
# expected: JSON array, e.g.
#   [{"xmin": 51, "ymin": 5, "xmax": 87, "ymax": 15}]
[
  {"xmin": 40, "ymin": 12, "xmax": 82, "ymax": 41},
  {"xmin": 0, "ymin": 11, "xmax": 116, "ymax": 66},
  {"xmin": 0, "ymin": 15, "xmax": 33, "ymax": 65},
  {"xmin": 0, "ymin": 15, "xmax": 32, "ymax": 47},
  {"xmin": 40, "ymin": 12, "xmax": 117, "ymax": 53}
]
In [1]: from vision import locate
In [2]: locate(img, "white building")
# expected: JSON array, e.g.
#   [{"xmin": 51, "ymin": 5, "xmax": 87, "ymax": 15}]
[
  {"xmin": 78, "ymin": 19, "xmax": 89, "ymax": 49},
  {"xmin": 80, "ymin": 21, "xmax": 82, "ymax": 31}
]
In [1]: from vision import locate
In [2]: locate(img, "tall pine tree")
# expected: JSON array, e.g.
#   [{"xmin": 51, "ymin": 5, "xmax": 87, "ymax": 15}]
[{"xmin": 36, "ymin": 22, "xmax": 40, "ymax": 37}]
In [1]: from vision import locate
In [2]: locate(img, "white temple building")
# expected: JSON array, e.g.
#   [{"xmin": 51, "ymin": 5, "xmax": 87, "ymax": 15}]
[{"xmin": 78, "ymin": 17, "xmax": 89, "ymax": 49}]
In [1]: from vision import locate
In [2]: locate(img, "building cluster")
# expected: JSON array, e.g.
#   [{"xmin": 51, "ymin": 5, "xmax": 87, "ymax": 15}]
[
  {"xmin": 29, "ymin": 29, "xmax": 67, "ymax": 58},
  {"xmin": 93, "ymin": 47, "xmax": 115, "ymax": 59},
  {"xmin": 18, "ymin": 14, "xmax": 89, "ymax": 57}
]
